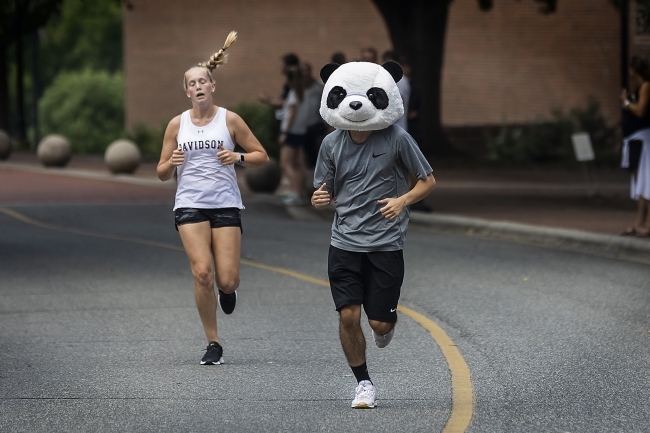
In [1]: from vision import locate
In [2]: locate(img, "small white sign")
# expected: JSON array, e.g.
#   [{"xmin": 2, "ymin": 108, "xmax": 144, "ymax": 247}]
[{"xmin": 571, "ymin": 132, "xmax": 595, "ymax": 162}]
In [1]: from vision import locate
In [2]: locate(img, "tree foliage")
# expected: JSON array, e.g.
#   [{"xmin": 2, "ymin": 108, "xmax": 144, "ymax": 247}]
[
  {"xmin": 39, "ymin": 69, "xmax": 124, "ymax": 154},
  {"xmin": 0, "ymin": 0, "xmax": 63, "ymax": 132},
  {"xmin": 40, "ymin": 0, "xmax": 122, "ymax": 87},
  {"xmin": 0, "ymin": 0, "xmax": 62, "ymax": 47},
  {"xmin": 2, "ymin": 0, "xmax": 124, "ymax": 146}
]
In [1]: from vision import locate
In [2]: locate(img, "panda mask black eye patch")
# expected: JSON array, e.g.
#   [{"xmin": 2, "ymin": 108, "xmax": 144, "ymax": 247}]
[
  {"xmin": 366, "ymin": 87, "xmax": 389, "ymax": 110},
  {"xmin": 327, "ymin": 86, "xmax": 347, "ymax": 109}
]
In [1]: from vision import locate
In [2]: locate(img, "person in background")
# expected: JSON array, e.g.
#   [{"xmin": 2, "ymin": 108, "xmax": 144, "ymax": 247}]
[
  {"xmin": 259, "ymin": 53, "xmax": 300, "ymax": 110},
  {"xmin": 259, "ymin": 53, "xmax": 300, "ymax": 197},
  {"xmin": 301, "ymin": 62, "xmax": 326, "ymax": 168},
  {"xmin": 330, "ymin": 51, "xmax": 347, "ymax": 65},
  {"xmin": 382, "ymin": 51, "xmax": 409, "ymax": 132},
  {"xmin": 621, "ymin": 55, "xmax": 650, "ymax": 237},
  {"xmin": 381, "ymin": 51, "xmax": 432, "ymax": 213},
  {"xmin": 359, "ymin": 47, "xmax": 378, "ymax": 64},
  {"xmin": 278, "ymin": 66, "xmax": 311, "ymax": 205}
]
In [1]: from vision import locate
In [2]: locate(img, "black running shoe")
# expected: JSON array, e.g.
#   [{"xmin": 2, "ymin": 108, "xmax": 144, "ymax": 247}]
[
  {"xmin": 218, "ymin": 290, "xmax": 237, "ymax": 315},
  {"xmin": 200, "ymin": 341, "xmax": 224, "ymax": 365}
]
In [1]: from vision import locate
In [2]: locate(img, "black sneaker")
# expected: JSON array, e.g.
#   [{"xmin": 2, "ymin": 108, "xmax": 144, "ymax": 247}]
[
  {"xmin": 218, "ymin": 290, "xmax": 237, "ymax": 315},
  {"xmin": 200, "ymin": 341, "xmax": 224, "ymax": 365}
]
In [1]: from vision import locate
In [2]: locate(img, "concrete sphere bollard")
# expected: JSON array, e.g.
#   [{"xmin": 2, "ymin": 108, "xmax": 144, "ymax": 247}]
[
  {"xmin": 37, "ymin": 134, "xmax": 72, "ymax": 167},
  {"xmin": 0, "ymin": 129, "xmax": 11, "ymax": 160},
  {"xmin": 245, "ymin": 158, "xmax": 282, "ymax": 193},
  {"xmin": 104, "ymin": 139, "xmax": 141, "ymax": 174}
]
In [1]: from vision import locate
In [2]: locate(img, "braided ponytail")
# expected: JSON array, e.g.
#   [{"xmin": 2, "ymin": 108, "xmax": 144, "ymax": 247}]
[
  {"xmin": 183, "ymin": 31, "xmax": 238, "ymax": 91},
  {"xmin": 202, "ymin": 31, "xmax": 238, "ymax": 72}
]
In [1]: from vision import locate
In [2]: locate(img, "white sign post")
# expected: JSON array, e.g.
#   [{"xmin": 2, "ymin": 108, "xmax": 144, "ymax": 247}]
[{"xmin": 571, "ymin": 132, "xmax": 599, "ymax": 196}]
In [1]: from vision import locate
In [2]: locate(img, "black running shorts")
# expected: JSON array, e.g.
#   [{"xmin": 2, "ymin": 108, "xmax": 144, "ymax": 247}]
[
  {"xmin": 327, "ymin": 245, "xmax": 404, "ymax": 323},
  {"xmin": 174, "ymin": 207, "xmax": 242, "ymax": 232}
]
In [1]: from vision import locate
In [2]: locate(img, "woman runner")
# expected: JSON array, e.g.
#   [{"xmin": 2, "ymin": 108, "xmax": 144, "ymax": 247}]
[{"xmin": 157, "ymin": 31, "xmax": 269, "ymax": 364}]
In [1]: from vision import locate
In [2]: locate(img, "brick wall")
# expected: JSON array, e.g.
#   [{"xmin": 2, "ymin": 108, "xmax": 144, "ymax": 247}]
[
  {"xmin": 124, "ymin": 0, "xmax": 620, "ymax": 130},
  {"xmin": 442, "ymin": 0, "xmax": 620, "ymax": 126},
  {"xmin": 630, "ymin": 3, "xmax": 650, "ymax": 75},
  {"xmin": 123, "ymin": 0, "xmax": 392, "ymax": 130}
]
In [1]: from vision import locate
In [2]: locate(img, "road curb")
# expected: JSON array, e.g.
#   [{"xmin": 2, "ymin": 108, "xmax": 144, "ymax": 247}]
[{"xmin": 409, "ymin": 212, "xmax": 650, "ymax": 264}]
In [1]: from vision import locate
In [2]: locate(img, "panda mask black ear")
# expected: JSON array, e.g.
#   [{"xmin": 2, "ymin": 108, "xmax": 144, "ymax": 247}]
[
  {"xmin": 320, "ymin": 63, "xmax": 341, "ymax": 83},
  {"xmin": 382, "ymin": 61, "xmax": 403, "ymax": 83}
]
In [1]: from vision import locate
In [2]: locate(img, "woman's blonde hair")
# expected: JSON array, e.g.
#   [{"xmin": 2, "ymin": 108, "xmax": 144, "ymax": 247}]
[{"xmin": 183, "ymin": 31, "xmax": 237, "ymax": 91}]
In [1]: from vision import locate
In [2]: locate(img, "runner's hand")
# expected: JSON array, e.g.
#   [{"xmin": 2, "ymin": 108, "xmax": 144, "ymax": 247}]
[
  {"xmin": 311, "ymin": 183, "xmax": 331, "ymax": 209},
  {"xmin": 378, "ymin": 197, "xmax": 406, "ymax": 220},
  {"xmin": 216, "ymin": 144, "xmax": 238, "ymax": 165},
  {"xmin": 170, "ymin": 149, "xmax": 185, "ymax": 167}
]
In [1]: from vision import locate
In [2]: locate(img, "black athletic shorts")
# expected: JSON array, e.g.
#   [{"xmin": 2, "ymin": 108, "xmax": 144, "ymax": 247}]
[
  {"xmin": 174, "ymin": 207, "xmax": 242, "ymax": 232},
  {"xmin": 328, "ymin": 245, "xmax": 404, "ymax": 323},
  {"xmin": 283, "ymin": 133, "xmax": 305, "ymax": 148}
]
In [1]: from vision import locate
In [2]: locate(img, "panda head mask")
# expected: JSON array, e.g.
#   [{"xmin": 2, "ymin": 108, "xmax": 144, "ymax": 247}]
[{"xmin": 319, "ymin": 61, "xmax": 404, "ymax": 131}]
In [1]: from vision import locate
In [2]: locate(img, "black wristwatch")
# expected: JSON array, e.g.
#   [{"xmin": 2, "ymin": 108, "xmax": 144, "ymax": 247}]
[{"xmin": 237, "ymin": 152, "xmax": 245, "ymax": 166}]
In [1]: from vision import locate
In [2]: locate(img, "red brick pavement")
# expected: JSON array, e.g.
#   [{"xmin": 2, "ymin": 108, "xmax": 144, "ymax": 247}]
[{"xmin": 1, "ymin": 168, "xmax": 175, "ymax": 204}]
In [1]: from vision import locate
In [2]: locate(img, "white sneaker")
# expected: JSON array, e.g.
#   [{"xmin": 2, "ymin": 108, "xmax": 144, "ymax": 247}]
[
  {"xmin": 372, "ymin": 328, "xmax": 394, "ymax": 348},
  {"xmin": 351, "ymin": 380, "xmax": 376, "ymax": 409}
]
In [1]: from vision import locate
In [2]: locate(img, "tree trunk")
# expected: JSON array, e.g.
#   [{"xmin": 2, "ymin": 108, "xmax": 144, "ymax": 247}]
[
  {"xmin": 372, "ymin": 0, "xmax": 453, "ymax": 156},
  {"xmin": 0, "ymin": 43, "xmax": 9, "ymax": 133},
  {"xmin": 15, "ymin": 6, "xmax": 27, "ymax": 144},
  {"xmin": 31, "ymin": 31, "xmax": 41, "ymax": 148}
]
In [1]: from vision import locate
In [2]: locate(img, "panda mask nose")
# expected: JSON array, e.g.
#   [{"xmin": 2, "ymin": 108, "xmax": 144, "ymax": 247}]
[{"xmin": 349, "ymin": 101, "xmax": 363, "ymax": 111}]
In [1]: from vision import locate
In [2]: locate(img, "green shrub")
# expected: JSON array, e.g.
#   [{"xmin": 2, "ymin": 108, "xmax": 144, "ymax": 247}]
[
  {"xmin": 230, "ymin": 101, "xmax": 280, "ymax": 159},
  {"xmin": 487, "ymin": 98, "xmax": 618, "ymax": 165},
  {"xmin": 39, "ymin": 70, "xmax": 124, "ymax": 154},
  {"xmin": 127, "ymin": 122, "xmax": 167, "ymax": 158}
]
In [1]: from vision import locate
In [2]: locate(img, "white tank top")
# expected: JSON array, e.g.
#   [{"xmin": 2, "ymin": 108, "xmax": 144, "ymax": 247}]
[{"xmin": 174, "ymin": 108, "xmax": 243, "ymax": 210}]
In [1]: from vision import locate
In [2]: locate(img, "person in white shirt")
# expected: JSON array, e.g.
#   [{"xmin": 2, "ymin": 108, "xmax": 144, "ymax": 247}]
[
  {"xmin": 278, "ymin": 66, "xmax": 313, "ymax": 205},
  {"xmin": 157, "ymin": 32, "xmax": 269, "ymax": 365}
]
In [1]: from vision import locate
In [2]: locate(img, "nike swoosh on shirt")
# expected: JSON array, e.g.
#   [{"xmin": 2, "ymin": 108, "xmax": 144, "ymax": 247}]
[
  {"xmin": 372, "ymin": 152, "xmax": 386, "ymax": 158},
  {"xmin": 390, "ymin": 308, "xmax": 397, "ymax": 313}
]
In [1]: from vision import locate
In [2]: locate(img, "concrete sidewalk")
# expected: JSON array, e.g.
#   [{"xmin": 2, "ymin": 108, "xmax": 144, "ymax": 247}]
[{"xmin": 3, "ymin": 152, "xmax": 650, "ymax": 263}]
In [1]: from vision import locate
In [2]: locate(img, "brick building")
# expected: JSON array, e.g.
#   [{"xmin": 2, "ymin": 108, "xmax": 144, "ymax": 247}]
[
  {"xmin": 124, "ymin": 0, "xmax": 620, "ymax": 140},
  {"xmin": 629, "ymin": 3, "xmax": 650, "ymax": 71}
]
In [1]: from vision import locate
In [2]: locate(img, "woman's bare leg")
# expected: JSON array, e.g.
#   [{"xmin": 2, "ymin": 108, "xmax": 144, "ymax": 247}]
[
  {"xmin": 178, "ymin": 222, "xmax": 219, "ymax": 343},
  {"xmin": 211, "ymin": 226, "xmax": 241, "ymax": 294},
  {"xmin": 280, "ymin": 145, "xmax": 299, "ymax": 195},
  {"xmin": 636, "ymin": 197, "xmax": 650, "ymax": 234}
]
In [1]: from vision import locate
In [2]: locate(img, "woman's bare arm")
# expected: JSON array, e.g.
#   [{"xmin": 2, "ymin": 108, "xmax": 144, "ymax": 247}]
[
  {"xmin": 627, "ymin": 82, "xmax": 650, "ymax": 118},
  {"xmin": 220, "ymin": 111, "xmax": 269, "ymax": 168},
  {"xmin": 157, "ymin": 116, "xmax": 182, "ymax": 181}
]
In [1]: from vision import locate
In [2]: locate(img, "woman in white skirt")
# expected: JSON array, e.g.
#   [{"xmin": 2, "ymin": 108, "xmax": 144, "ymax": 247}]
[{"xmin": 621, "ymin": 56, "xmax": 650, "ymax": 236}]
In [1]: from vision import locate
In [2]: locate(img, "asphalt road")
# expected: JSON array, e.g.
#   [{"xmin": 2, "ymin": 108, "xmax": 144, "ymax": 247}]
[{"xmin": 1, "ymin": 198, "xmax": 649, "ymax": 432}]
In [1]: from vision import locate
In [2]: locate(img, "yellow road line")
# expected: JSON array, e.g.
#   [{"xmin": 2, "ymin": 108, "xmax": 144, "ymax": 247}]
[
  {"xmin": 0, "ymin": 205, "xmax": 475, "ymax": 431},
  {"xmin": 397, "ymin": 305, "xmax": 475, "ymax": 432}
]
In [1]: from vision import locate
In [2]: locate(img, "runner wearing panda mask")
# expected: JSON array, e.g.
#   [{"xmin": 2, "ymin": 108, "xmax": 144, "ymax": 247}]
[{"xmin": 311, "ymin": 61, "xmax": 436, "ymax": 408}]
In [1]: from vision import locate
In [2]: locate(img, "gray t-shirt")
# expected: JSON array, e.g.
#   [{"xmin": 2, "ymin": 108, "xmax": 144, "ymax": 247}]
[{"xmin": 314, "ymin": 126, "xmax": 433, "ymax": 252}]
